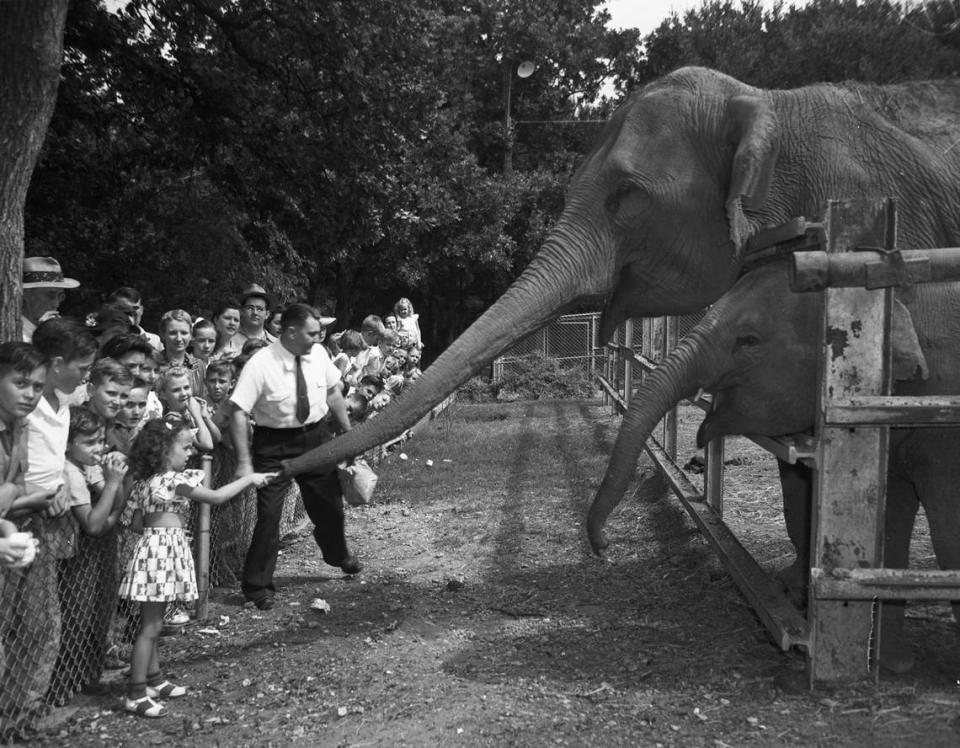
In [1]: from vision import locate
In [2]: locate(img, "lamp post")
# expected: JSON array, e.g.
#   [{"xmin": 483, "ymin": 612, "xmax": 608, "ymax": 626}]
[{"xmin": 503, "ymin": 59, "xmax": 535, "ymax": 176}]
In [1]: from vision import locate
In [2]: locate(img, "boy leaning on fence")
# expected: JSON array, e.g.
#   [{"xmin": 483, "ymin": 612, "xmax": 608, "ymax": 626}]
[{"xmin": 0, "ymin": 331, "xmax": 93, "ymax": 720}]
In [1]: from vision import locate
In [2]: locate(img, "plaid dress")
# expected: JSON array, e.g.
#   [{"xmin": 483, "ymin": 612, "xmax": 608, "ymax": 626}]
[{"xmin": 118, "ymin": 470, "xmax": 204, "ymax": 603}]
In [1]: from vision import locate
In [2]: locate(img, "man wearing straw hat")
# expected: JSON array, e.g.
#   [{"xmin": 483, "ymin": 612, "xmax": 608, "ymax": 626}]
[{"xmin": 21, "ymin": 256, "xmax": 79, "ymax": 343}]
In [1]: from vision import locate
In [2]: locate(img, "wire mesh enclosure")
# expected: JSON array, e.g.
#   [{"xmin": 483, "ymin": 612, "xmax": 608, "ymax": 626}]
[
  {"xmin": 491, "ymin": 312, "xmax": 602, "ymax": 381},
  {"xmin": 0, "ymin": 452, "xmax": 306, "ymax": 739}
]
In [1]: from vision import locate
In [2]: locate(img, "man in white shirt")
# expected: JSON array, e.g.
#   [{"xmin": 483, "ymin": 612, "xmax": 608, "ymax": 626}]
[
  {"xmin": 229, "ymin": 303, "xmax": 358, "ymax": 610},
  {"xmin": 21, "ymin": 257, "xmax": 79, "ymax": 343}
]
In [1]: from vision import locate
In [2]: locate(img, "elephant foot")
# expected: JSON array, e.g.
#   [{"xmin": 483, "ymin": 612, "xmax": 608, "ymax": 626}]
[
  {"xmin": 879, "ymin": 602, "xmax": 915, "ymax": 675},
  {"xmin": 775, "ymin": 559, "xmax": 808, "ymax": 610},
  {"xmin": 587, "ymin": 527, "xmax": 608, "ymax": 557}
]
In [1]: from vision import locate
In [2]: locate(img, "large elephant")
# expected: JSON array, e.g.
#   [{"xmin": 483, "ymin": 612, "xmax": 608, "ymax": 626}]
[
  {"xmin": 586, "ymin": 257, "xmax": 960, "ymax": 673},
  {"xmin": 287, "ymin": 68, "xmax": 960, "ymax": 480},
  {"xmin": 284, "ymin": 69, "xmax": 960, "ymax": 657}
]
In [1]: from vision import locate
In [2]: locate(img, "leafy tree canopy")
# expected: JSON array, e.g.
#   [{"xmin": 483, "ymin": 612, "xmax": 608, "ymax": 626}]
[{"xmin": 24, "ymin": 0, "xmax": 960, "ymax": 351}]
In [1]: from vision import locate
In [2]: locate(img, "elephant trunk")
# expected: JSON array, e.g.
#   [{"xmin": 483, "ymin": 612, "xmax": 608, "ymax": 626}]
[
  {"xmin": 284, "ymin": 233, "xmax": 608, "ymax": 476},
  {"xmin": 586, "ymin": 332, "xmax": 710, "ymax": 554}
]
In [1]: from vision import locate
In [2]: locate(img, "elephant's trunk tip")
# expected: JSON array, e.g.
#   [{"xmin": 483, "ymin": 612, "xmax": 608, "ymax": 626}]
[{"xmin": 586, "ymin": 506, "xmax": 610, "ymax": 557}]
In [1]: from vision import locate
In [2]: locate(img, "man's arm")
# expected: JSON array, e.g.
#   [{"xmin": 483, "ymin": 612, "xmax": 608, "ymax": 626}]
[{"xmin": 230, "ymin": 403, "xmax": 254, "ymax": 477}]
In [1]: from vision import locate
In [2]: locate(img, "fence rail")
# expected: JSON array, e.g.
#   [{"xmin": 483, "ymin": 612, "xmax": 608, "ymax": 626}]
[{"xmin": 598, "ymin": 198, "xmax": 960, "ymax": 686}]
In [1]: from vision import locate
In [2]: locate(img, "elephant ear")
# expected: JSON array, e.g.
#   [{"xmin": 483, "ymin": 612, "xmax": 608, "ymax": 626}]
[
  {"xmin": 724, "ymin": 95, "xmax": 780, "ymax": 256},
  {"xmin": 891, "ymin": 296, "xmax": 929, "ymax": 381}
]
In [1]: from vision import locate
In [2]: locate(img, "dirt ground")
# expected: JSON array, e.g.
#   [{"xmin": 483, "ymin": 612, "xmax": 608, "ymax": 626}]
[{"xmin": 29, "ymin": 400, "xmax": 960, "ymax": 747}]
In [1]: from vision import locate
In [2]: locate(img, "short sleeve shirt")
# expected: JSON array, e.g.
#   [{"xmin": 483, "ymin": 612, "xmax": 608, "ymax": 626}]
[
  {"xmin": 25, "ymin": 391, "xmax": 71, "ymax": 493},
  {"xmin": 229, "ymin": 341, "xmax": 341, "ymax": 428},
  {"xmin": 64, "ymin": 460, "xmax": 92, "ymax": 507}
]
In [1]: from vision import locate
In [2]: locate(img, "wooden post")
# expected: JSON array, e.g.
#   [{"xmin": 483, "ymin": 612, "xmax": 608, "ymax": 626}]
[
  {"xmin": 808, "ymin": 198, "xmax": 893, "ymax": 685},
  {"xmin": 704, "ymin": 437, "xmax": 725, "ymax": 517},
  {"xmin": 623, "ymin": 319, "xmax": 634, "ymax": 409},
  {"xmin": 663, "ymin": 316, "xmax": 678, "ymax": 460},
  {"xmin": 196, "ymin": 453, "xmax": 213, "ymax": 621}
]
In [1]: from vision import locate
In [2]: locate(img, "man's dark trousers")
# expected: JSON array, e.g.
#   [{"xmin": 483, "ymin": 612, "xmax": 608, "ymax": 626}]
[{"xmin": 242, "ymin": 420, "xmax": 347, "ymax": 602}]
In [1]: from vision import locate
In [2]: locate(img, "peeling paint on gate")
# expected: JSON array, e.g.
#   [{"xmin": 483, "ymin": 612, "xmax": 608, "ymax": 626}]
[{"xmin": 826, "ymin": 327, "xmax": 849, "ymax": 361}]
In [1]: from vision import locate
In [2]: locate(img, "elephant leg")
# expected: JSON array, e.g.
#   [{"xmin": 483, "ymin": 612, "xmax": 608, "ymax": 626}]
[
  {"xmin": 880, "ymin": 473, "xmax": 919, "ymax": 674},
  {"xmin": 776, "ymin": 458, "xmax": 813, "ymax": 608},
  {"xmin": 915, "ymin": 465, "xmax": 960, "ymax": 636}
]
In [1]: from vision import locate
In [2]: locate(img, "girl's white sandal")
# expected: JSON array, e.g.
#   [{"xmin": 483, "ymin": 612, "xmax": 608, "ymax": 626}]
[{"xmin": 124, "ymin": 695, "xmax": 168, "ymax": 718}]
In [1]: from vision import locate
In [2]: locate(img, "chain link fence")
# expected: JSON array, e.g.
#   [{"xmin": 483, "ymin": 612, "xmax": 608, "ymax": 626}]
[
  {"xmin": 492, "ymin": 312, "xmax": 602, "ymax": 381},
  {"xmin": 0, "ymin": 455, "xmax": 306, "ymax": 739}
]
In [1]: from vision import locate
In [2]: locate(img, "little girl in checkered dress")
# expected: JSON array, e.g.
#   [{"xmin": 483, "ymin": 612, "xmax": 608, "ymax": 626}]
[{"xmin": 117, "ymin": 419, "xmax": 275, "ymax": 718}]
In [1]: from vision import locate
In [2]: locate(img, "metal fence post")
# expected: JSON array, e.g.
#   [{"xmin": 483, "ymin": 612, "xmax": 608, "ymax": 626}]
[{"xmin": 196, "ymin": 453, "xmax": 213, "ymax": 621}]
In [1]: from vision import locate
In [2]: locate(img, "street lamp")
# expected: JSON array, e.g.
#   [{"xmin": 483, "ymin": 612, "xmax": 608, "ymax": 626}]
[{"xmin": 503, "ymin": 59, "xmax": 535, "ymax": 176}]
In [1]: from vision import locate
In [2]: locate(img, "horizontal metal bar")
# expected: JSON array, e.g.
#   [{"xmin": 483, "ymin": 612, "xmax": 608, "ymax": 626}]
[
  {"xmin": 792, "ymin": 248, "xmax": 960, "ymax": 291},
  {"xmin": 825, "ymin": 396, "xmax": 960, "ymax": 426},
  {"xmin": 811, "ymin": 568, "xmax": 960, "ymax": 601},
  {"xmin": 644, "ymin": 439, "xmax": 810, "ymax": 651}
]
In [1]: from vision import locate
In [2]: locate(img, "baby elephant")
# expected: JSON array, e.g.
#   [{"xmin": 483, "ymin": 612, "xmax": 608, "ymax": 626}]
[{"xmin": 587, "ymin": 258, "xmax": 960, "ymax": 674}]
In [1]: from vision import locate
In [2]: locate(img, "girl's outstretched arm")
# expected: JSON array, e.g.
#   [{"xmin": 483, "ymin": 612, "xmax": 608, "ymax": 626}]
[{"xmin": 176, "ymin": 472, "xmax": 276, "ymax": 506}]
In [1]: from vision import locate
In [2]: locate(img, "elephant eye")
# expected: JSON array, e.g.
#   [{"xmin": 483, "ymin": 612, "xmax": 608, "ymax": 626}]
[
  {"xmin": 605, "ymin": 181, "xmax": 644, "ymax": 214},
  {"xmin": 735, "ymin": 334, "xmax": 761, "ymax": 348}
]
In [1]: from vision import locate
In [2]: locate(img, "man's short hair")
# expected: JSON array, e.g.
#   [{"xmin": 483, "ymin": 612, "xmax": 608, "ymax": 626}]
[
  {"xmin": 108, "ymin": 286, "xmax": 142, "ymax": 304},
  {"xmin": 69, "ymin": 405, "xmax": 104, "ymax": 441},
  {"xmin": 32, "ymin": 317, "xmax": 98, "ymax": 362},
  {"xmin": 101, "ymin": 333, "xmax": 154, "ymax": 361},
  {"xmin": 88, "ymin": 357, "xmax": 134, "ymax": 388},
  {"xmin": 0, "ymin": 342, "xmax": 48, "ymax": 378},
  {"xmin": 279, "ymin": 302, "xmax": 318, "ymax": 331},
  {"xmin": 205, "ymin": 359, "xmax": 237, "ymax": 381}
]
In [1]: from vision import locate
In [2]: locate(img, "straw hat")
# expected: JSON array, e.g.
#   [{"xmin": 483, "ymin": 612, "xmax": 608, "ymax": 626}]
[{"xmin": 23, "ymin": 257, "xmax": 79, "ymax": 289}]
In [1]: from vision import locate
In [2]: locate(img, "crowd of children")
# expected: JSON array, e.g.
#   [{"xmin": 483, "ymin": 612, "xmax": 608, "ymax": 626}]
[
  {"xmin": 0, "ymin": 286, "xmax": 425, "ymax": 725},
  {"xmin": 330, "ymin": 297, "xmax": 424, "ymax": 425}
]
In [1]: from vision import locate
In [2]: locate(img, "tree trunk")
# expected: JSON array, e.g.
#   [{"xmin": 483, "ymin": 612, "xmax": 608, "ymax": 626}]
[{"xmin": 0, "ymin": 0, "xmax": 69, "ymax": 341}]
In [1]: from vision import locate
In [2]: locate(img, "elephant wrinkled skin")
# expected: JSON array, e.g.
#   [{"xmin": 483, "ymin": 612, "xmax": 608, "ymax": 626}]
[
  {"xmin": 587, "ymin": 260, "xmax": 960, "ymax": 673},
  {"xmin": 283, "ymin": 67, "xmax": 960, "ymax": 668}
]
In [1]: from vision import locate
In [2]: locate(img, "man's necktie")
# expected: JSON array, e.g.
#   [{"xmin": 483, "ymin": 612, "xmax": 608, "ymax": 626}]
[{"xmin": 295, "ymin": 355, "xmax": 310, "ymax": 423}]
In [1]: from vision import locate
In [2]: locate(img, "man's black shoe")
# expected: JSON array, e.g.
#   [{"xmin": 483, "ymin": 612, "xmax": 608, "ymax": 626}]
[
  {"xmin": 336, "ymin": 556, "xmax": 363, "ymax": 575},
  {"xmin": 245, "ymin": 592, "xmax": 275, "ymax": 610},
  {"xmin": 255, "ymin": 596, "xmax": 275, "ymax": 610}
]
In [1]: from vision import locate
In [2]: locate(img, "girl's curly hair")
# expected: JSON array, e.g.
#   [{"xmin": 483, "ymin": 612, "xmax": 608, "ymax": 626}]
[{"xmin": 128, "ymin": 418, "xmax": 190, "ymax": 479}]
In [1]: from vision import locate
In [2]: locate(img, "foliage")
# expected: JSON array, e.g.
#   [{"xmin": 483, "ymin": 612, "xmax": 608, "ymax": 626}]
[
  {"xmin": 458, "ymin": 353, "xmax": 597, "ymax": 402},
  {"xmin": 22, "ymin": 0, "xmax": 960, "ymax": 348},
  {"xmin": 24, "ymin": 0, "xmax": 638, "ymax": 341},
  {"xmin": 637, "ymin": 0, "xmax": 960, "ymax": 89}
]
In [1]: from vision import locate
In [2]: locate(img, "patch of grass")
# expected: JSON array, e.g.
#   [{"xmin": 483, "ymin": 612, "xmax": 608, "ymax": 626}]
[{"xmin": 459, "ymin": 354, "xmax": 598, "ymax": 403}]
